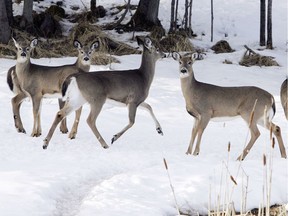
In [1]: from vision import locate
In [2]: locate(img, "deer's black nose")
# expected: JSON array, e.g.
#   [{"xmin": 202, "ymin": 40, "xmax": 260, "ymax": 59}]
[
  {"xmin": 84, "ymin": 57, "xmax": 89, "ymax": 61},
  {"xmin": 180, "ymin": 68, "xmax": 188, "ymax": 73},
  {"xmin": 21, "ymin": 52, "xmax": 26, "ymax": 57}
]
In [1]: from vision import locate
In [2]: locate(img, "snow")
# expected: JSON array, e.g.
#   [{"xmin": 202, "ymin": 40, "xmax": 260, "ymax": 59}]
[{"xmin": 1, "ymin": 0, "xmax": 287, "ymax": 215}]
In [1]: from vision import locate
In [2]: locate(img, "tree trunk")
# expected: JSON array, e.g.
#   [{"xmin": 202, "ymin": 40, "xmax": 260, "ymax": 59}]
[
  {"xmin": 91, "ymin": 0, "xmax": 96, "ymax": 14},
  {"xmin": 188, "ymin": 0, "xmax": 193, "ymax": 37},
  {"xmin": 23, "ymin": 0, "xmax": 33, "ymax": 24},
  {"xmin": 211, "ymin": 0, "xmax": 214, "ymax": 42},
  {"xmin": 175, "ymin": 0, "xmax": 179, "ymax": 28},
  {"xmin": 4, "ymin": 0, "xmax": 13, "ymax": 26},
  {"xmin": 169, "ymin": 0, "xmax": 175, "ymax": 32},
  {"xmin": 266, "ymin": 0, "xmax": 273, "ymax": 49},
  {"xmin": 128, "ymin": 0, "xmax": 163, "ymax": 31},
  {"xmin": 0, "ymin": 0, "xmax": 11, "ymax": 44},
  {"xmin": 260, "ymin": 0, "xmax": 266, "ymax": 46},
  {"xmin": 183, "ymin": 0, "xmax": 188, "ymax": 30}
]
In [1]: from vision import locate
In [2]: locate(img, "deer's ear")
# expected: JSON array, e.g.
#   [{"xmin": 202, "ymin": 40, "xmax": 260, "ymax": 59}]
[
  {"xmin": 30, "ymin": 38, "xmax": 38, "ymax": 48},
  {"xmin": 172, "ymin": 51, "xmax": 181, "ymax": 61},
  {"xmin": 91, "ymin": 41, "xmax": 99, "ymax": 50},
  {"xmin": 192, "ymin": 52, "xmax": 198, "ymax": 60},
  {"xmin": 12, "ymin": 37, "xmax": 20, "ymax": 49},
  {"xmin": 136, "ymin": 36, "xmax": 144, "ymax": 46},
  {"xmin": 73, "ymin": 40, "xmax": 82, "ymax": 49},
  {"xmin": 143, "ymin": 36, "xmax": 152, "ymax": 49}
]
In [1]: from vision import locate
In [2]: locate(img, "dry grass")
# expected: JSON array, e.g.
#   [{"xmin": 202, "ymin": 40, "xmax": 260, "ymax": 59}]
[
  {"xmin": 211, "ymin": 40, "xmax": 234, "ymax": 54},
  {"xmin": 70, "ymin": 22, "xmax": 140, "ymax": 56},
  {"xmin": 0, "ymin": 22, "xmax": 143, "ymax": 65},
  {"xmin": 159, "ymin": 33, "xmax": 194, "ymax": 53},
  {"xmin": 239, "ymin": 54, "xmax": 279, "ymax": 67}
]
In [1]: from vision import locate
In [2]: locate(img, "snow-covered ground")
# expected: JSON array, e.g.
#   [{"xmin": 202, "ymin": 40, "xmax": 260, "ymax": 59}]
[{"xmin": 0, "ymin": 0, "xmax": 287, "ymax": 215}]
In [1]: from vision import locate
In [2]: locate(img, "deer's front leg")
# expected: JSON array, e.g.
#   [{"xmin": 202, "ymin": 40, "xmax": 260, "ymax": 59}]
[
  {"xmin": 112, "ymin": 103, "xmax": 137, "ymax": 144},
  {"xmin": 58, "ymin": 99, "xmax": 69, "ymax": 134},
  {"xmin": 12, "ymin": 92, "xmax": 27, "ymax": 133}
]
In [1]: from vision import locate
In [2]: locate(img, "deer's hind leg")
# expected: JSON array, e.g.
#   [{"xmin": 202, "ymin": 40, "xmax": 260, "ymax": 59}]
[{"xmin": 69, "ymin": 107, "xmax": 83, "ymax": 139}]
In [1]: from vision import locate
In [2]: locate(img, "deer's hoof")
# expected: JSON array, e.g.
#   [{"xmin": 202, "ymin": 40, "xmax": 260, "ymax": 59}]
[
  {"xmin": 156, "ymin": 127, "xmax": 163, "ymax": 135},
  {"xmin": 69, "ymin": 133, "xmax": 76, "ymax": 140},
  {"xmin": 17, "ymin": 128, "xmax": 26, "ymax": 134},
  {"xmin": 111, "ymin": 135, "xmax": 118, "ymax": 144}
]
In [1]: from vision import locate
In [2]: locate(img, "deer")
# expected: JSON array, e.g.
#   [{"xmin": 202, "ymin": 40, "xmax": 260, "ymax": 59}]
[
  {"xmin": 280, "ymin": 79, "xmax": 287, "ymax": 120},
  {"xmin": 43, "ymin": 36, "xmax": 166, "ymax": 149},
  {"xmin": 8, "ymin": 38, "xmax": 99, "ymax": 138},
  {"xmin": 172, "ymin": 52, "xmax": 287, "ymax": 160}
]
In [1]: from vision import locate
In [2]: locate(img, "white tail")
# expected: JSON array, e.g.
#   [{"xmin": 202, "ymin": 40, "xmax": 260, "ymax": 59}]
[
  {"xmin": 280, "ymin": 78, "xmax": 288, "ymax": 120},
  {"xmin": 9, "ymin": 37, "xmax": 99, "ymax": 138},
  {"xmin": 43, "ymin": 36, "xmax": 166, "ymax": 149},
  {"xmin": 172, "ymin": 52, "xmax": 287, "ymax": 160}
]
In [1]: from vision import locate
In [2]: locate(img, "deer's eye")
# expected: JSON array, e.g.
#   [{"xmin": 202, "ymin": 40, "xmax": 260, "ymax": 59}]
[
  {"xmin": 188, "ymin": 61, "xmax": 192, "ymax": 65},
  {"xmin": 179, "ymin": 61, "xmax": 183, "ymax": 65},
  {"xmin": 26, "ymin": 48, "xmax": 30, "ymax": 52},
  {"xmin": 81, "ymin": 51, "xmax": 84, "ymax": 54},
  {"xmin": 88, "ymin": 51, "xmax": 92, "ymax": 55}
]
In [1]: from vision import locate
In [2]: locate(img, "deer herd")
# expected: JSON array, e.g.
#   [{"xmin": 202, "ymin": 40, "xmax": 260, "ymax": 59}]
[{"xmin": 5, "ymin": 36, "xmax": 287, "ymax": 160}]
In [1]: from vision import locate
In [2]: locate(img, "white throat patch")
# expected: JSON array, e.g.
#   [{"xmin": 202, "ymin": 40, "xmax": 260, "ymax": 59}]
[{"xmin": 180, "ymin": 72, "xmax": 190, "ymax": 79}]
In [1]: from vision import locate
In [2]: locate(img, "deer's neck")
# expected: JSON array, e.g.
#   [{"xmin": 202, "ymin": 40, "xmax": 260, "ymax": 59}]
[
  {"xmin": 16, "ymin": 60, "xmax": 30, "ymax": 76},
  {"xmin": 139, "ymin": 52, "xmax": 156, "ymax": 87},
  {"xmin": 75, "ymin": 59, "xmax": 90, "ymax": 72},
  {"xmin": 180, "ymin": 69, "xmax": 198, "ymax": 96}
]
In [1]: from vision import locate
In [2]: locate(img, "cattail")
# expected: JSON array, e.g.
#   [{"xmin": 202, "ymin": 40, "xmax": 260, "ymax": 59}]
[
  {"xmin": 271, "ymin": 137, "xmax": 275, "ymax": 149},
  {"xmin": 228, "ymin": 142, "xmax": 231, "ymax": 152},
  {"xmin": 263, "ymin": 154, "xmax": 266, "ymax": 166},
  {"xmin": 163, "ymin": 158, "xmax": 168, "ymax": 170},
  {"xmin": 230, "ymin": 175, "xmax": 237, "ymax": 185},
  {"xmin": 269, "ymin": 125, "xmax": 273, "ymax": 140}
]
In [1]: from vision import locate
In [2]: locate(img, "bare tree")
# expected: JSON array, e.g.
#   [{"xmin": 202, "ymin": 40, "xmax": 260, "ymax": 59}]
[
  {"xmin": 169, "ymin": 0, "xmax": 175, "ymax": 32},
  {"xmin": 22, "ymin": 0, "xmax": 33, "ymax": 25},
  {"xmin": 4, "ymin": 0, "xmax": 13, "ymax": 26},
  {"xmin": 266, "ymin": 0, "xmax": 273, "ymax": 49},
  {"xmin": 169, "ymin": 0, "xmax": 180, "ymax": 33},
  {"xmin": 211, "ymin": 0, "xmax": 214, "ymax": 42},
  {"xmin": 127, "ymin": 0, "xmax": 163, "ymax": 33},
  {"xmin": 182, "ymin": 0, "xmax": 193, "ymax": 37},
  {"xmin": 0, "ymin": 0, "xmax": 10, "ymax": 44},
  {"xmin": 260, "ymin": 0, "xmax": 266, "ymax": 46},
  {"xmin": 91, "ymin": 0, "xmax": 97, "ymax": 13}
]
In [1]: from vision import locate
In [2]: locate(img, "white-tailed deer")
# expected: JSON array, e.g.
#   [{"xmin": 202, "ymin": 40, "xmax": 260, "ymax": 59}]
[
  {"xmin": 172, "ymin": 52, "xmax": 287, "ymax": 160},
  {"xmin": 280, "ymin": 79, "xmax": 287, "ymax": 120},
  {"xmin": 43, "ymin": 36, "xmax": 165, "ymax": 149},
  {"xmin": 9, "ymin": 38, "xmax": 99, "ymax": 138}
]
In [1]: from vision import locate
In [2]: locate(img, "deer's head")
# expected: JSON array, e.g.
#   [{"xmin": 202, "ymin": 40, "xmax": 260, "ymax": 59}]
[
  {"xmin": 73, "ymin": 40, "xmax": 100, "ymax": 66},
  {"xmin": 13, "ymin": 38, "xmax": 38, "ymax": 63},
  {"xmin": 172, "ymin": 52, "xmax": 196, "ymax": 78},
  {"xmin": 136, "ymin": 36, "xmax": 166, "ymax": 60}
]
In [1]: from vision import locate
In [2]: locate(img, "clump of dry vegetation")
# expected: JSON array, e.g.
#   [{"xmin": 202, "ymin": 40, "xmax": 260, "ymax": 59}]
[
  {"xmin": 239, "ymin": 45, "xmax": 279, "ymax": 67},
  {"xmin": 0, "ymin": 21, "xmax": 144, "ymax": 65},
  {"xmin": 159, "ymin": 32, "xmax": 194, "ymax": 53},
  {"xmin": 70, "ymin": 22, "xmax": 140, "ymax": 56},
  {"xmin": 211, "ymin": 40, "xmax": 234, "ymax": 54}
]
